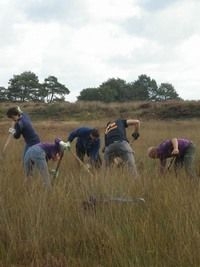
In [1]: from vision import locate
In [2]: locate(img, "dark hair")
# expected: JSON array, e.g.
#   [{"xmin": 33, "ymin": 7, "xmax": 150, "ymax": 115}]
[
  {"xmin": 6, "ymin": 106, "xmax": 22, "ymax": 118},
  {"xmin": 91, "ymin": 128, "xmax": 100, "ymax": 138}
]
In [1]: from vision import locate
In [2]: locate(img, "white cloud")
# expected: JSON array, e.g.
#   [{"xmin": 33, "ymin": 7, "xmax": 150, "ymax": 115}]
[
  {"xmin": 0, "ymin": 0, "xmax": 200, "ymax": 102},
  {"xmin": 86, "ymin": 0, "xmax": 140, "ymax": 21}
]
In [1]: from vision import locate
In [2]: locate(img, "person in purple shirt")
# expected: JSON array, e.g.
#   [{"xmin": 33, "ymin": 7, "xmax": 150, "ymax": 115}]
[
  {"xmin": 65, "ymin": 127, "xmax": 102, "ymax": 168},
  {"xmin": 24, "ymin": 138, "xmax": 69, "ymax": 187},
  {"xmin": 6, "ymin": 106, "xmax": 40, "ymax": 157},
  {"xmin": 147, "ymin": 138, "xmax": 197, "ymax": 178}
]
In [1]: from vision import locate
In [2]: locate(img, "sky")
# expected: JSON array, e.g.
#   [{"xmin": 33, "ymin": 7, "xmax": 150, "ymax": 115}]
[{"xmin": 0, "ymin": 0, "xmax": 200, "ymax": 102}]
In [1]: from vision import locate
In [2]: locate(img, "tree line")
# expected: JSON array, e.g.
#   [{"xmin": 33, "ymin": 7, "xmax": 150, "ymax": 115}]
[
  {"xmin": 0, "ymin": 71, "xmax": 70, "ymax": 103},
  {"xmin": 0, "ymin": 71, "xmax": 180, "ymax": 103},
  {"xmin": 78, "ymin": 75, "xmax": 180, "ymax": 102}
]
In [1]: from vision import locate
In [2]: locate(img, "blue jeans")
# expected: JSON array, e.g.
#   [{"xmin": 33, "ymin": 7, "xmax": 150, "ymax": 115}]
[
  {"xmin": 24, "ymin": 145, "xmax": 51, "ymax": 187},
  {"xmin": 104, "ymin": 140, "xmax": 138, "ymax": 178}
]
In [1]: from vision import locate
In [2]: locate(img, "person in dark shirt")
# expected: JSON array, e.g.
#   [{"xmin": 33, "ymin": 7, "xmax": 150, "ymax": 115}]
[
  {"xmin": 24, "ymin": 138, "xmax": 68, "ymax": 187},
  {"xmin": 66, "ymin": 127, "xmax": 102, "ymax": 168},
  {"xmin": 147, "ymin": 138, "xmax": 197, "ymax": 178},
  {"xmin": 103, "ymin": 118, "xmax": 140, "ymax": 178},
  {"xmin": 6, "ymin": 106, "xmax": 40, "ymax": 157}
]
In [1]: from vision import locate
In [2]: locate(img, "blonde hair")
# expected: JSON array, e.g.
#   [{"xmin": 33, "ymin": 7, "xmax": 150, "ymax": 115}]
[{"xmin": 147, "ymin": 146, "xmax": 157, "ymax": 158}]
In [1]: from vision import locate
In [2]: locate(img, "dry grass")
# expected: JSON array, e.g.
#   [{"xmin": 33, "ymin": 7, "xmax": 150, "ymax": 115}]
[{"xmin": 1, "ymin": 119, "xmax": 200, "ymax": 266}]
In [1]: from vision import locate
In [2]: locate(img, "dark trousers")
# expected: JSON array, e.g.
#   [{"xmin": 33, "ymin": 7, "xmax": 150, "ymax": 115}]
[
  {"xmin": 174, "ymin": 143, "xmax": 197, "ymax": 179},
  {"xmin": 76, "ymin": 143, "xmax": 102, "ymax": 168}
]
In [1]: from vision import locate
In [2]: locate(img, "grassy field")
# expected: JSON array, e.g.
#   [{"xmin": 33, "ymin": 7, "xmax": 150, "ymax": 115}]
[{"xmin": 1, "ymin": 118, "xmax": 200, "ymax": 267}]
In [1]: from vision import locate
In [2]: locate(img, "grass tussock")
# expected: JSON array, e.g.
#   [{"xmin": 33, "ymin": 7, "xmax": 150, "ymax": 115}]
[{"xmin": 0, "ymin": 119, "xmax": 200, "ymax": 266}]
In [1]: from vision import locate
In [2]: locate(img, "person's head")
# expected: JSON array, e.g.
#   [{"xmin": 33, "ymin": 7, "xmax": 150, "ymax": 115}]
[
  {"xmin": 147, "ymin": 146, "xmax": 158, "ymax": 159},
  {"xmin": 6, "ymin": 106, "xmax": 23, "ymax": 121},
  {"xmin": 90, "ymin": 128, "xmax": 100, "ymax": 140}
]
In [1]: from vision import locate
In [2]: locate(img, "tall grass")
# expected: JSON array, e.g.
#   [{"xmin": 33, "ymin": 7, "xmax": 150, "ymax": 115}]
[{"xmin": 0, "ymin": 119, "xmax": 200, "ymax": 266}]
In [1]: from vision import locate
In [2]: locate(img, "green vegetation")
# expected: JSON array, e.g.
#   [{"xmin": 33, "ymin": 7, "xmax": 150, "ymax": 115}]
[
  {"xmin": 0, "ymin": 72, "xmax": 69, "ymax": 103},
  {"xmin": 0, "ymin": 72, "xmax": 179, "ymax": 103},
  {"xmin": 78, "ymin": 75, "xmax": 180, "ymax": 102},
  {"xmin": 0, "ymin": 119, "xmax": 200, "ymax": 266}
]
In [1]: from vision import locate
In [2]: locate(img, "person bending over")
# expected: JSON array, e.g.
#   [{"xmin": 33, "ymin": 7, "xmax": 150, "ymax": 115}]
[
  {"xmin": 65, "ymin": 127, "xmax": 102, "ymax": 168},
  {"xmin": 103, "ymin": 118, "xmax": 140, "ymax": 178},
  {"xmin": 147, "ymin": 138, "xmax": 197, "ymax": 178},
  {"xmin": 6, "ymin": 106, "xmax": 40, "ymax": 158},
  {"xmin": 24, "ymin": 138, "xmax": 69, "ymax": 187}
]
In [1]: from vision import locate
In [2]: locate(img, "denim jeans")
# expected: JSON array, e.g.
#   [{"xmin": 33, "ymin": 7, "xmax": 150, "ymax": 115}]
[
  {"xmin": 24, "ymin": 145, "xmax": 51, "ymax": 187},
  {"xmin": 104, "ymin": 140, "xmax": 138, "ymax": 178}
]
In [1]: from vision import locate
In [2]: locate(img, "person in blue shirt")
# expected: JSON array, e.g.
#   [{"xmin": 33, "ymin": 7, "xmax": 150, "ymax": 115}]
[
  {"xmin": 65, "ymin": 127, "xmax": 102, "ymax": 168},
  {"xmin": 24, "ymin": 138, "xmax": 68, "ymax": 187},
  {"xmin": 103, "ymin": 118, "xmax": 140, "ymax": 178},
  {"xmin": 6, "ymin": 106, "xmax": 40, "ymax": 157}
]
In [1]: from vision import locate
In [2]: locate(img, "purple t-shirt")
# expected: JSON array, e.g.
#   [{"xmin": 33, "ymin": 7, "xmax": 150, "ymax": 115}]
[
  {"xmin": 157, "ymin": 139, "xmax": 192, "ymax": 159},
  {"xmin": 38, "ymin": 138, "xmax": 61, "ymax": 160}
]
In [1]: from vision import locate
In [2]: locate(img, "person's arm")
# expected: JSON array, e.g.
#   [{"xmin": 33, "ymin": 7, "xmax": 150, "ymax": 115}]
[
  {"xmin": 13, "ymin": 121, "xmax": 23, "ymax": 139},
  {"xmin": 126, "ymin": 119, "xmax": 140, "ymax": 131},
  {"xmin": 67, "ymin": 128, "xmax": 87, "ymax": 142},
  {"xmin": 67, "ymin": 129, "xmax": 78, "ymax": 142},
  {"xmin": 126, "ymin": 119, "xmax": 140, "ymax": 139},
  {"xmin": 171, "ymin": 138, "xmax": 179, "ymax": 156}
]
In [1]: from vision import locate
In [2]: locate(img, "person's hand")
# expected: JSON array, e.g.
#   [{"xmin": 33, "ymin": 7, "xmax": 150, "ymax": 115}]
[
  {"xmin": 50, "ymin": 169, "xmax": 59, "ymax": 178},
  {"xmin": 8, "ymin": 128, "xmax": 16, "ymax": 135},
  {"xmin": 52, "ymin": 153, "xmax": 60, "ymax": 161},
  {"xmin": 132, "ymin": 132, "xmax": 140, "ymax": 140},
  {"xmin": 171, "ymin": 148, "xmax": 179, "ymax": 156},
  {"xmin": 59, "ymin": 141, "xmax": 71, "ymax": 150},
  {"xmin": 86, "ymin": 163, "xmax": 92, "ymax": 170}
]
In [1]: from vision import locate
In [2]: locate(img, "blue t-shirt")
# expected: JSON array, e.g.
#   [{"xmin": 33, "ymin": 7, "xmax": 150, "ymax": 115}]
[
  {"xmin": 104, "ymin": 119, "xmax": 128, "ymax": 146},
  {"xmin": 68, "ymin": 127, "xmax": 100, "ymax": 160},
  {"xmin": 14, "ymin": 113, "xmax": 40, "ymax": 146}
]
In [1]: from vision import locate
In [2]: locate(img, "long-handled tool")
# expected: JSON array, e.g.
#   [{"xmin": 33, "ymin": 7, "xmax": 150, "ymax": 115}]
[
  {"xmin": 1, "ymin": 122, "xmax": 15, "ymax": 156},
  {"xmin": 70, "ymin": 150, "xmax": 94, "ymax": 178},
  {"xmin": 2, "ymin": 134, "xmax": 13, "ymax": 155},
  {"xmin": 51, "ymin": 151, "xmax": 64, "ymax": 182},
  {"xmin": 83, "ymin": 195, "xmax": 145, "ymax": 210},
  {"xmin": 167, "ymin": 156, "xmax": 176, "ymax": 171}
]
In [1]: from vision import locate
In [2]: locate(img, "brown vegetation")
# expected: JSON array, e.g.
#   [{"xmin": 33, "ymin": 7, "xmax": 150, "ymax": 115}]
[
  {"xmin": 1, "ymin": 100, "xmax": 200, "ymax": 122},
  {"xmin": 1, "ymin": 113, "xmax": 200, "ymax": 266}
]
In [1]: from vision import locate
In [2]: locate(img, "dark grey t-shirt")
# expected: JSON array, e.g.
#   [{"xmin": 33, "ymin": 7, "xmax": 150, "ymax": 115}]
[{"xmin": 104, "ymin": 119, "xmax": 128, "ymax": 147}]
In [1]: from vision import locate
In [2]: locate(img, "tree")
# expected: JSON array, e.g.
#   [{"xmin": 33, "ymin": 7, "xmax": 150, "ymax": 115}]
[
  {"xmin": 7, "ymin": 71, "xmax": 40, "ymax": 102},
  {"xmin": 130, "ymin": 74, "xmax": 155, "ymax": 101},
  {"xmin": 99, "ymin": 78, "xmax": 127, "ymax": 102},
  {"xmin": 77, "ymin": 75, "xmax": 179, "ymax": 103},
  {"xmin": 42, "ymin": 76, "xmax": 70, "ymax": 103},
  {"xmin": 78, "ymin": 88, "xmax": 100, "ymax": 101},
  {"xmin": 156, "ymin": 83, "xmax": 180, "ymax": 101},
  {"xmin": 78, "ymin": 78, "xmax": 128, "ymax": 102},
  {"xmin": 0, "ymin": 86, "xmax": 8, "ymax": 102}
]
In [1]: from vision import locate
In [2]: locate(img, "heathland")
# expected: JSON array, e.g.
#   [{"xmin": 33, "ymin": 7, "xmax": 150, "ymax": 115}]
[{"xmin": 0, "ymin": 101, "xmax": 200, "ymax": 267}]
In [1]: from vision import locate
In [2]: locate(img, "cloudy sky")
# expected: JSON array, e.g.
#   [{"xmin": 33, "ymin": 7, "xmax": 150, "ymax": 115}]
[{"xmin": 0, "ymin": 0, "xmax": 200, "ymax": 102}]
